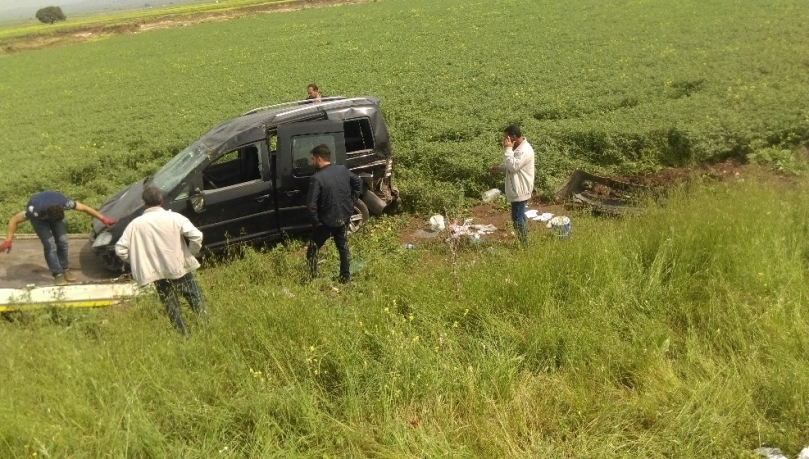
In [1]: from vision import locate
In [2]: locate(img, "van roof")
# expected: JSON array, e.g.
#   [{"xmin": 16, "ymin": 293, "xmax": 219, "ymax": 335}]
[{"xmin": 198, "ymin": 96, "xmax": 381, "ymax": 157}]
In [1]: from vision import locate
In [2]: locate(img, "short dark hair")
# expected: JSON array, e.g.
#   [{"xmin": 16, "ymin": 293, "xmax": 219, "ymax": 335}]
[
  {"xmin": 503, "ymin": 124, "xmax": 522, "ymax": 138},
  {"xmin": 310, "ymin": 144, "xmax": 331, "ymax": 161},
  {"xmin": 142, "ymin": 187, "xmax": 163, "ymax": 207},
  {"xmin": 307, "ymin": 83, "xmax": 318, "ymax": 91},
  {"xmin": 42, "ymin": 205, "xmax": 65, "ymax": 222}
]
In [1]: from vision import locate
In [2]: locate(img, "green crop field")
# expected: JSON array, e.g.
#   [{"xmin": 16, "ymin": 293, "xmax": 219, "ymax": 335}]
[
  {"xmin": 0, "ymin": 0, "xmax": 807, "ymax": 228},
  {"xmin": 1, "ymin": 0, "xmax": 809, "ymax": 456}
]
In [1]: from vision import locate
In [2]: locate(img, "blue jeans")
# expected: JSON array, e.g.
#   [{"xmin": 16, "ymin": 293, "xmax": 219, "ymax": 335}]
[
  {"xmin": 30, "ymin": 217, "xmax": 69, "ymax": 275},
  {"xmin": 154, "ymin": 272, "xmax": 207, "ymax": 336},
  {"xmin": 510, "ymin": 200, "xmax": 528, "ymax": 245}
]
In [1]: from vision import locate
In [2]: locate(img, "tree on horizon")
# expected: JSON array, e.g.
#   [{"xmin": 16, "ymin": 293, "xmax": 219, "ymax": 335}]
[{"xmin": 35, "ymin": 6, "xmax": 66, "ymax": 24}]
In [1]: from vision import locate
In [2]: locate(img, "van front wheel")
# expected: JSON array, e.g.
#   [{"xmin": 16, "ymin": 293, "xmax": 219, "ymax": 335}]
[{"xmin": 348, "ymin": 200, "xmax": 369, "ymax": 233}]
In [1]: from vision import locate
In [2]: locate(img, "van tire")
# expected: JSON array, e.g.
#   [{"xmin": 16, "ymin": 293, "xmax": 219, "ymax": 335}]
[{"xmin": 348, "ymin": 200, "xmax": 370, "ymax": 233}]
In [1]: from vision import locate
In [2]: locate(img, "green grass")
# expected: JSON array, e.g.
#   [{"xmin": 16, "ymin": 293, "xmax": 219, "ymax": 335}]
[{"xmin": 1, "ymin": 176, "xmax": 808, "ymax": 457}]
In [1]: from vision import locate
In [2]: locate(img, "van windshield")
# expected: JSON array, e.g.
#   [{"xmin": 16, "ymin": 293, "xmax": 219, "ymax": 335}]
[{"xmin": 149, "ymin": 139, "xmax": 211, "ymax": 193}]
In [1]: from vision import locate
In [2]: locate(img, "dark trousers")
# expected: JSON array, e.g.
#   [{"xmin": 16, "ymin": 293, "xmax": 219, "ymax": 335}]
[
  {"xmin": 306, "ymin": 224, "xmax": 350, "ymax": 281},
  {"xmin": 510, "ymin": 200, "xmax": 528, "ymax": 245},
  {"xmin": 154, "ymin": 272, "xmax": 207, "ymax": 336}
]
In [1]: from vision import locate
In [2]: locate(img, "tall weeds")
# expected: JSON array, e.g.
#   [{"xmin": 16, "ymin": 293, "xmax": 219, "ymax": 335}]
[{"xmin": 1, "ymin": 177, "xmax": 808, "ymax": 457}]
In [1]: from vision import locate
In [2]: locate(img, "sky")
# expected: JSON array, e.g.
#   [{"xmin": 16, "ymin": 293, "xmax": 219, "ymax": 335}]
[{"xmin": 0, "ymin": 0, "xmax": 209, "ymax": 23}]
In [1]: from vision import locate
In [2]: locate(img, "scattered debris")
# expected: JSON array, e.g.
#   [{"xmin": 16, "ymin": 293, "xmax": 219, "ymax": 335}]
[
  {"xmin": 525, "ymin": 209, "xmax": 554, "ymax": 222},
  {"xmin": 755, "ymin": 446, "xmax": 809, "ymax": 459},
  {"xmin": 447, "ymin": 218, "xmax": 497, "ymax": 242},
  {"xmin": 556, "ymin": 169, "xmax": 653, "ymax": 215},
  {"xmin": 411, "ymin": 215, "xmax": 449, "ymax": 239},
  {"xmin": 755, "ymin": 447, "xmax": 788, "ymax": 459}
]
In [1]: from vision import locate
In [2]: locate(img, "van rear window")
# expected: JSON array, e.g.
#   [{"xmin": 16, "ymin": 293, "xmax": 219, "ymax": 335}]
[{"xmin": 344, "ymin": 118, "xmax": 374, "ymax": 153}]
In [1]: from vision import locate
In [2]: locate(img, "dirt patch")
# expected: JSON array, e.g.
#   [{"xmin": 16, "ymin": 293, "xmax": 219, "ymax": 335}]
[
  {"xmin": 399, "ymin": 197, "xmax": 568, "ymax": 246},
  {"xmin": 1, "ymin": 0, "xmax": 368, "ymax": 55}
]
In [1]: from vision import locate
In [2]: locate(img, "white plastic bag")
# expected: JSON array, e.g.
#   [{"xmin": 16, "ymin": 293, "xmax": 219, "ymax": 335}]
[
  {"xmin": 481, "ymin": 188, "xmax": 502, "ymax": 202},
  {"xmin": 428, "ymin": 214, "xmax": 445, "ymax": 231}
]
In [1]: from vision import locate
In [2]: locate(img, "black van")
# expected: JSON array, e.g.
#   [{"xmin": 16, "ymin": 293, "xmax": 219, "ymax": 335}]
[{"xmin": 89, "ymin": 96, "xmax": 398, "ymax": 271}]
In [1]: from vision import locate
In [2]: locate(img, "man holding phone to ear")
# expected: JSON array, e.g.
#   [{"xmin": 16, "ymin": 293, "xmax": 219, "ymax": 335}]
[{"xmin": 489, "ymin": 124, "xmax": 535, "ymax": 245}]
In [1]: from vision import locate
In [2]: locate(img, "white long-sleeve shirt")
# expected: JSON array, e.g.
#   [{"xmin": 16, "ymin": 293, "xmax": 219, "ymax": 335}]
[
  {"xmin": 115, "ymin": 207, "xmax": 202, "ymax": 286},
  {"xmin": 499, "ymin": 138, "xmax": 535, "ymax": 202}
]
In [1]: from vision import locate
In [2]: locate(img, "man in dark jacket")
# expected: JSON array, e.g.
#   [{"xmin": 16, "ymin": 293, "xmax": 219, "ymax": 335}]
[{"xmin": 306, "ymin": 144, "xmax": 363, "ymax": 283}]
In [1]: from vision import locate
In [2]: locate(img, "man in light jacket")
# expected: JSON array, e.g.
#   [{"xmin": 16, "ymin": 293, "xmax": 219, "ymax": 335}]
[
  {"xmin": 490, "ymin": 124, "xmax": 535, "ymax": 245},
  {"xmin": 115, "ymin": 187, "xmax": 206, "ymax": 336}
]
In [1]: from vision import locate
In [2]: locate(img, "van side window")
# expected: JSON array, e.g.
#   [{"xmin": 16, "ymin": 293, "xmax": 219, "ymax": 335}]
[
  {"xmin": 291, "ymin": 134, "xmax": 337, "ymax": 177},
  {"xmin": 344, "ymin": 118, "xmax": 374, "ymax": 153},
  {"xmin": 202, "ymin": 143, "xmax": 262, "ymax": 190}
]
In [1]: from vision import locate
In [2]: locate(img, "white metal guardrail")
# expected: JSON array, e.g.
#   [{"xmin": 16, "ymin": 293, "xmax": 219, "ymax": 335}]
[{"xmin": 0, "ymin": 282, "xmax": 142, "ymax": 312}]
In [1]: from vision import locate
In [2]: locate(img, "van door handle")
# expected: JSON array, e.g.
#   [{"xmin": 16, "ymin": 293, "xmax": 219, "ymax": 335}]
[
  {"xmin": 254, "ymin": 194, "xmax": 270, "ymax": 202},
  {"xmin": 285, "ymin": 190, "xmax": 300, "ymax": 197}
]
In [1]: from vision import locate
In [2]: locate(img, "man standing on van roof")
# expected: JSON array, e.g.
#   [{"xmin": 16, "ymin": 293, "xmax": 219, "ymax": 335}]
[
  {"xmin": 115, "ymin": 187, "xmax": 207, "ymax": 337},
  {"xmin": 0, "ymin": 191, "xmax": 115, "ymax": 285},
  {"xmin": 306, "ymin": 144, "xmax": 363, "ymax": 283},
  {"xmin": 490, "ymin": 124, "xmax": 535, "ymax": 245}
]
